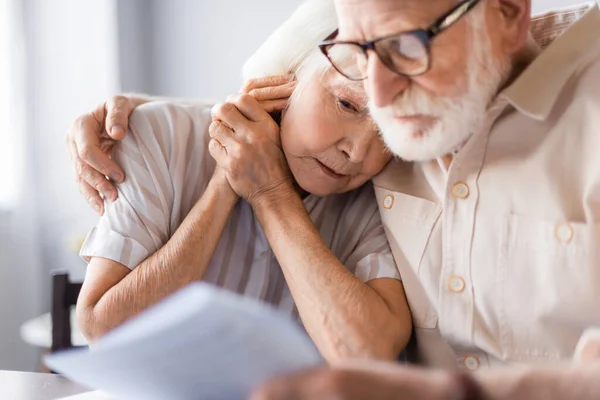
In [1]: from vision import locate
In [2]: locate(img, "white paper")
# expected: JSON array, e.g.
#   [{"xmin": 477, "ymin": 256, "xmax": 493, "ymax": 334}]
[
  {"xmin": 58, "ymin": 390, "xmax": 117, "ymax": 400},
  {"xmin": 46, "ymin": 283, "xmax": 323, "ymax": 400}
]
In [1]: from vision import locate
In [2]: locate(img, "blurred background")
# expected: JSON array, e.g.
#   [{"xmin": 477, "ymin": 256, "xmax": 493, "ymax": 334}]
[{"xmin": 0, "ymin": 0, "xmax": 587, "ymax": 372}]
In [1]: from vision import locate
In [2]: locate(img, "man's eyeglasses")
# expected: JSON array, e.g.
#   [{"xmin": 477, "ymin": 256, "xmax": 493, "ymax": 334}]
[{"xmin": 318, "ymin": 0, "xmax": 481, "ymax": 81}]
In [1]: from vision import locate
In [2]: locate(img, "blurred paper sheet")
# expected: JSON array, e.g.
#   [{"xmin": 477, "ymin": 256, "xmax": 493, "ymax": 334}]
[
  {"xmin": 46, "ymin": 283, "xmax": 322, "ymax": 400},
  {"xmin": 58, "ymin": 390, "xmax": 117, "ymax": 400}
]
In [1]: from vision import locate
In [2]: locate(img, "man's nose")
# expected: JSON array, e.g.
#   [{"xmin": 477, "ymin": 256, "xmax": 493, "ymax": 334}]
[{"xmin": 364, "ymin": 54, "xmax": 409, "ymax": 108}]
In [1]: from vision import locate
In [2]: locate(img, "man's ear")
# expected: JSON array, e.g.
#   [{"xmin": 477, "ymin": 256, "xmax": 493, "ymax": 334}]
[{"xmin": 489, "ymin": 0, "xmax": 531, "ymax": 54}]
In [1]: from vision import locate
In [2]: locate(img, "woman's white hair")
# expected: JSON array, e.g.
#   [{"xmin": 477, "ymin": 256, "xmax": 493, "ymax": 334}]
[{"xmin": 242, "ymin": 0, "xmax": 339, "ymax": 84}]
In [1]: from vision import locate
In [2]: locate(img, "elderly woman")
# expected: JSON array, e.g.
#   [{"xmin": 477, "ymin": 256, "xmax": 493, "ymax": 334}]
[{"xmin": 67, "ymin": 0, "xmax": 411, "ymax": 363}]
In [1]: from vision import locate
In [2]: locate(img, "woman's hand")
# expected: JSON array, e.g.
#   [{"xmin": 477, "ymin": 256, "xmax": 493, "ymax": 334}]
[
  {"xmin": 208, "ymin": 94, "xmax": 294, "ymax": 204},
  {"xmin": 241, "ymin": 75, "xmax": 296, "ymax": 113},
  {"xmin": 66, "ymin": 95, "xmax": 148, "ymax": 215}
]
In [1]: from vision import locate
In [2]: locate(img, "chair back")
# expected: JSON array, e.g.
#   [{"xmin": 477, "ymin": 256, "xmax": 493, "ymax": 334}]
[{"xmin": 51, "ymin": 271, "xmax": 83, "ymax": 352}]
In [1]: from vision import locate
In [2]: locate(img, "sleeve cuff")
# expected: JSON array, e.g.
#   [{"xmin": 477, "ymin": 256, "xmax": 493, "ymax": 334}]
[
  {"xmin": 79, "ymin": 226, "xmax": 151, "ymax": 270},
  {"xmin": 354, "ymin": 253, "xmax": 401, "ymax": 282}
]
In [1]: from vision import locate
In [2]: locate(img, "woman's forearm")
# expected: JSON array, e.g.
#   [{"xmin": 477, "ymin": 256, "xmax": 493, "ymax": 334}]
[
  {"xmin": 85, "ymin": 175, "xmax": 238, "ymax": 339},
  {"xmin": 251, "ymin": 189, "xmax": 410, "ymax": 363}
]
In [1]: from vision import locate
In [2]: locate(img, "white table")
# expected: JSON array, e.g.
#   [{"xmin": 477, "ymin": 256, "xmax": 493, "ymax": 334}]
[
  {"xmin": 20, "ymin": 309, "xmax": 88, "ymax": 348},
  {"xmin": 0, "ymin": 370, "xmax": 92, "ymax": 400}
]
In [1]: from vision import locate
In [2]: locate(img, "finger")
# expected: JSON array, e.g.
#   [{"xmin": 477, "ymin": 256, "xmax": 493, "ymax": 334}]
[
  {"xmin": 241, "ymin": 75, "xmax": 294, "ymax": 93},
  {"xmin": 78, "ymin": 179, "xmax": 105, "ymax": 216},
  {"xmin": 74, "ymin": 118, "xmax": 125, "ymax": 183},
  {"xmin": 258, "ymin": 99, "xmax": 290, "ymax": 113},
  {"xmin": 74, "ymin": 151, "xmax": 118, "ymax": 202},
  {"xmin": 105, "ymin": 95, "xmax": 133, "ymax": 140},
  {"xmin": 208, "ymin": 120, "xmax": 237, "ymax": 149},
  {"xmin": 208, "ymin": 139, "xmax": 229, "ymax": 168},
  {"xmin": 211, "ymin": 102, "xmax": 249, "ymax": 131},
  {"xmin": 249, "ymin": 81, "xmax": 296, "ymax": 102},
  {"xmin": 226, "ymin": 94, "xmax": 268, "ymax": 123}
]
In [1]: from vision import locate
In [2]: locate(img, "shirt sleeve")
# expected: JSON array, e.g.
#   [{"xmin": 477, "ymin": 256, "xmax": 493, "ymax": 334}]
[
  {"xmin": 341, "ymin": 183, "xmax": 401, "ymax": 283},
  {"xmin": 79, "ymin": 101, "xmax": 215, "ymax": 269}
]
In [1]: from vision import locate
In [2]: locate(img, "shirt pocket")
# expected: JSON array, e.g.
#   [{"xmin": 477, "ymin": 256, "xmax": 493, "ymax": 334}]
[
  {"xmin": 497, "ymin": 214, "xmax": 600, "ymax": 361},
  {"xmin": 375, "ymin": 188, "xmax": 442, "ymax": 329}
]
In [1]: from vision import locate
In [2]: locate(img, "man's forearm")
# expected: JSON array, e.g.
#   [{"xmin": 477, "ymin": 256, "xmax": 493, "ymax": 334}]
[{"xmin": 91, "ymin": 176, "xmax": 237, "ymax": 335}]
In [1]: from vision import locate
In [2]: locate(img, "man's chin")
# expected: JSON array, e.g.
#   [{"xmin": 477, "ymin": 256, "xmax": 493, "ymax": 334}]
[{"xmin": 379, "ymin": 124, "xmax": 453, "ymax": 162}]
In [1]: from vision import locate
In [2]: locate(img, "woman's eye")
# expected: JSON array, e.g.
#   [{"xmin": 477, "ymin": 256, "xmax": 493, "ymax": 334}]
[{"xmin": 338, "ymin": 98, "xmax": 359, "ymax": 113}]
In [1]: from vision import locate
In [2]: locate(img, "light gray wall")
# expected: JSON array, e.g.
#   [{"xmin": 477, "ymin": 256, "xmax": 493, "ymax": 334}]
[{"xmin": 118, "ymin": 0, "xmax": 304, "ymax": 99}]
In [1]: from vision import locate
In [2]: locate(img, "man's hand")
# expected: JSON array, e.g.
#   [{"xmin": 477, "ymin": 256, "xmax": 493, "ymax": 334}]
[
  {"xmin": 250, "ymin": 360, "xmax": 600, "ymax": 400},
  {"xmin": 250, "ymin": 362, "xmax": 476, "ymax": 400},
  {"xmin": 66, "ymin": 95, "xmax": 146, "ymax": 215}
]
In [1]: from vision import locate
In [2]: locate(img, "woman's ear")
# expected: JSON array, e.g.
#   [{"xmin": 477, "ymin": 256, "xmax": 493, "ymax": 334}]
[{"xmin": 489, "ymin": 0, "xmax": 531, "ymax": 55}]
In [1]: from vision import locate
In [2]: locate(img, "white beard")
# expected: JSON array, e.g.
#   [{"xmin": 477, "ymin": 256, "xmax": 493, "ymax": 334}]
[{"xmin": 369, "ymin": 12, "xmax": 511, "ymax": 162}]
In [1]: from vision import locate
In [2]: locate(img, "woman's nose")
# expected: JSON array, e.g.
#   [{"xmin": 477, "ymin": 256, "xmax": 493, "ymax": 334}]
[
  {"xmin": 364, "ymin": 53, "xmax": 409, "ymax": 108},
  {"xmin": 338, "ymin": 132, "xmax": 372, "ymax": 164}
]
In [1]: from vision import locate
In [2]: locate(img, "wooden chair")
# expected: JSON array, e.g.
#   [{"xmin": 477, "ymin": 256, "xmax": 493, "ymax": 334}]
[{"xmin": 50, "ymin": 271, "xmax": 83, "ymax": 352}]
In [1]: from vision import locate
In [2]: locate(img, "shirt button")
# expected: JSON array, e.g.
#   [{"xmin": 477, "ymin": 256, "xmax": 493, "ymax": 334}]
[
  {"xmin": 448, "ymin": 276, "xmax": 465, "ymax": 293},
  {"xmin": 463, "ymin": 355, "xmax": 480, "ymax": 371},
  {"xmin": 452, "ymin": 182, "xmax": 470, "ymax": 199},
  {"xmin": 383, "ymin": 194, "xmax": 394, "ymax": 210},
  {"xmin": 555, "ymin": 222, "xmax": 573, "ymax": 244}
]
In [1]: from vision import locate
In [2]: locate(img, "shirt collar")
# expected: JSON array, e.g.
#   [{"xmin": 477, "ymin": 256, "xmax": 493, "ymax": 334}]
[{"xmin": 501, "ymin": 3, "xmax": 600, "ymax": 121}]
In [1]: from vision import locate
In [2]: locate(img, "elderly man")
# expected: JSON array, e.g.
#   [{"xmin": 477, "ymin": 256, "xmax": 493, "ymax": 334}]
[{"xmin": 252, "ymin": 0, "xmax": 600, "ymax": 398}]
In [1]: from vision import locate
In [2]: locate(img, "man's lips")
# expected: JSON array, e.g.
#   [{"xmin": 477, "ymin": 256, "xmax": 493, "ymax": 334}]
[
  {"xmin": 314, "ymin": 159, "xmax": 348, "ymax": 180},
  {"xmin": 393, "ymin": 115, "xmax": 438, "ymax": 139},
  {"xmin": 393, "ymin": 114, "xmax": 436, "ymax": 124}
]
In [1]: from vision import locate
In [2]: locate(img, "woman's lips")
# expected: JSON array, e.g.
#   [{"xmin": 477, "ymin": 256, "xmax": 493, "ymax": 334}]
[{"xmin": 315, "ymin": 159, "xmax": 347, "ymax": 180}]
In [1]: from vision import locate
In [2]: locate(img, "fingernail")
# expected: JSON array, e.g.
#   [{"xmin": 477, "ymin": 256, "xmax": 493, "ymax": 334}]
[
  {"xmin": 111, "ymin": 125, "xmax": 124, "ymax": 138},
  {"xmin": 93, "ymin": 203, "xmax": 103, "ymax": 214},
  {"xmin": 113, "ymin": 171, "xmax": 124, "ymax": 183},
  {"xmin": 104, "ymin": 191, "xmax": 116, "ymax": 202}
]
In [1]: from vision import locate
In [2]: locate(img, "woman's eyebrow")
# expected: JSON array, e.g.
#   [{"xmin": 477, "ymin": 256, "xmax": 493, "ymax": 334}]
[{"xmin": 330, "ymin": 81, "xmax": 369, "ymax": 107}]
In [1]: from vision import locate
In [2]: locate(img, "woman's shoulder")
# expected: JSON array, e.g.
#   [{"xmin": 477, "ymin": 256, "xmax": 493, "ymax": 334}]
[
  {"xmin": 129, "ymin": 101, "xmax": 213, "ymax": 144},
  {"xmin": 115, "ymin": 101, "xmax": 218, "ymax": 219},
  {"xmin": 124, "ymin": 101, "xmax": 214, "ymax": 166}
]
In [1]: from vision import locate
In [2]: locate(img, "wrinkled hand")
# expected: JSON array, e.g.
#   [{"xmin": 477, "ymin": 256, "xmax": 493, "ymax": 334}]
[
  {"xmin": 241, "ymin": 75, "xmax": 296, "ymax": 113},
  {"xmin": 66, "ymin": 95, "xmax": 145, "ymax": 215},
  {"xmin": 208, "ymin": 93, "xmax": 294, "ymax": 204},
  {"xmin": 250, "ymin": 363, "xmax": 477, "ymax": 400}
]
